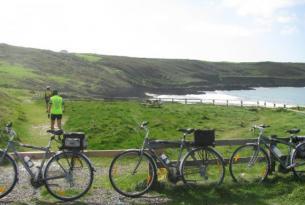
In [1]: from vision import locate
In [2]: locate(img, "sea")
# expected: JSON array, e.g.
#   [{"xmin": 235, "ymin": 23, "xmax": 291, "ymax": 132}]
[{"xmin": 147, "ymin": 87, "xmax": 305, "ymax": 107}]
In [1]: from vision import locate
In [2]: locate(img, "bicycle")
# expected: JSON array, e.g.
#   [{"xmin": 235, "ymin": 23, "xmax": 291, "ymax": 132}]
[
  {"xmin": 229, "ymin": 124, "xmax": 305, "ymax": 183},
  {"xmin": 109, "ymin": 121, "xmax": 225, "ymax": 197},
  {"xmin": 0, "ymin": 122, "xmax": 94, "ymax": 201}
]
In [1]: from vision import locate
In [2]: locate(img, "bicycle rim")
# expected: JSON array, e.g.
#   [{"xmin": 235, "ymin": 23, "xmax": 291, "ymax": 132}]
[
  {"xmin": 109, "ymin": 150, "xmax": 156, "ymax": 197},
  {"xmin": 181, "ymin": 147, "xmax": 225, "ymax": 187},
  {"xmin": 0, "ymin": 153, "xmax": 17, "ymax": 198},
  {"xmin": 44, "ymin": 152, "xmax": 93, "ymax": 201},
  {"xmin": 230, "ymin": 144, "xmax": 269, "ymax": 183}
]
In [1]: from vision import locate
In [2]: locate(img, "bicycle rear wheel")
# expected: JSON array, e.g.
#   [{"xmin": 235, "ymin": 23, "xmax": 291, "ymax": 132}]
[
  {"xmin": 180, "ymin": 147, "xmax": 225, "ymax": 187},
  {"xmin": 109, "ymin": 150, "xmax": 157, "ymax": 197},
  {"xmin": 229, "ymin": 144, "xmax": 269, "ymax": 183},
  {"xmin": 44, "ymin": 151, "xmax": 94, "ymax": 201},
  {"xmin": 0, "ymin": 152, "xmax": 17, "ymax": 198},
  {"xmin": 292, "ymin": 142, "xmax": 305, "ymax": 181}
]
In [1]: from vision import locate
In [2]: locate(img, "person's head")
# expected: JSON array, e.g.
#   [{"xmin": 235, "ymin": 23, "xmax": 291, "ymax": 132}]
[
  {"xmin": 52, "ymin": 90, "xmax": 58, "ymax": 96},
  {"xmin": 46, "ymin": 86, "xmax": 51, "ymax": 90}
]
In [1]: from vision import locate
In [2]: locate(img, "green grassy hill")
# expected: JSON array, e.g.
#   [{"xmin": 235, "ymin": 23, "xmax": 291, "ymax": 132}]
[
  {"xmin": 64, "ymin": 101, "xmax": 305, "ymax": 150},
  {"xmin": 1, "ymin": 43, "xmax": 305, "ymax": 98}
]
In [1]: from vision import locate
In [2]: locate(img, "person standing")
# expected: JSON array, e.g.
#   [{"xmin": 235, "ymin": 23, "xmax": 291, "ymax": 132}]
[
  {"xmin": 47, "ymin": 90, "xmax": 64, "ymax": 130},
  {"xmin": 44, "ymin": 86, "xmax": 53, "ymax": 111}
]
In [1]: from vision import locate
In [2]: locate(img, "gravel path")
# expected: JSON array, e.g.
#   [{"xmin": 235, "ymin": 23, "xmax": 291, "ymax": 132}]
[{"xmin": 0, "ymin": 162, "xmax": 171, "ymax": 205}]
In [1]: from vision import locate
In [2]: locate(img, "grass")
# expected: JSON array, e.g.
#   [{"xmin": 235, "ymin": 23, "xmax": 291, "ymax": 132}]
[
  {"xmin": 64, "ymin": 101, "xmax": 305, "ymax": 150},
  {"xmin": 2, "ymin": 90, "xmax": 305, "ymax": 204},
  {"xmin": 75, "ymin": 53, "xmax": 102, "ymax": 62},
  {"xmin": 0, "ymin": 88, "xmax": 64, "ymax": 147}
]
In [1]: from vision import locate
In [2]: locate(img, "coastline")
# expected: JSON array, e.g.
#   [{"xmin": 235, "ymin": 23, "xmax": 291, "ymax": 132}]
[{"xmin": 146, "ymin": 87, "xmax": 305, "ymax": 108}]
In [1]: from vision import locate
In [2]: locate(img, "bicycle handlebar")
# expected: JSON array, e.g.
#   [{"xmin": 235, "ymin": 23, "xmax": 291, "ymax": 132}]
[
  {"xmin": 5, "ymin": 122, "xmax": 16, "ymax": 137},
  {"xmin": 140, "ymin": 121, "xmax": 149, "ymax": 129},
  {"xmin": 253, "ymin": 124, "xmax": 270, "ymax": 129}
]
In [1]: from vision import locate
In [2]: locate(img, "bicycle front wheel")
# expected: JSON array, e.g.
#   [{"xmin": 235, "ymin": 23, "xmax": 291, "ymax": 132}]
[
  {"xmin": 109, "ymin": 150, "xmax": 157, "ymax": 197},
  {"xmin": 229, "ymin": 144, "xmax": 269, "ymax": 183},
  {"xmin": 180, "ymin": 147, "xmax": 225, "ymax": 187},
  {"xmin": 0, "ymin": 152, "xmax": 17, "ymax": 199},
  {"xmin": 44, "ymin": 151, "xmax": 94, "ymax": 201}
]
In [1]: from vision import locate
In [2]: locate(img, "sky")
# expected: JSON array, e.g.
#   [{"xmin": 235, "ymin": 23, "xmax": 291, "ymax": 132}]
[{"xmin": 1, "ymin": 0, "xmax": 305, "ymax": 62}]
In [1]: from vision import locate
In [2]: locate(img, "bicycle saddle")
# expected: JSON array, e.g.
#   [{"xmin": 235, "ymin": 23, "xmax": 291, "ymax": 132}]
[
  {"xmin": 177, "ymin": 128, "xmax": 194, "ymax": 134},
  {"xmin": 47, "ymin": 129, "xmax": 63, "ymax": 136},
  {"xmin": 287, "ymin": 128, "xmax": 300, "ymax": 134}
]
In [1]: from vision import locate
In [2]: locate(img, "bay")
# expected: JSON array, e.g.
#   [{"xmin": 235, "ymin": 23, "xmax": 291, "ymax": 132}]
[{"xmin": 148, "ymin": 87, "xmax": 305, "ymax": 107}]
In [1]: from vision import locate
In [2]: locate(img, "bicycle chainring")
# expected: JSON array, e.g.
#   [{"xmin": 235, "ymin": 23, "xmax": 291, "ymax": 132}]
[
  {"xmin": 167, "ymin": 167, "xmax": 179, "ymax": 184},
  {"xmin": 30, "ymin": 176, "xmax": 44, "ymax": 188}
]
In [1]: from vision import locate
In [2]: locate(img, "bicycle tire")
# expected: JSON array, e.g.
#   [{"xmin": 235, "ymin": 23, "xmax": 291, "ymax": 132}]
[
  {"xmin": 229, "ymin": 144, "xmax": 270, "ymax": 183},
  {"xmin": 44, "ymin": 151, "xmax": 94, "ymax": 201},
  {"xmin": 109, "ymin": 150, "xmax": 157, "ymax": 197},
  {"xmin": 0, "ymin": 152, "xmax": 18, "ymax": 199},
  {"xmin": 180, "ymin": 147, "xmax": 225, "ymax": 187}
]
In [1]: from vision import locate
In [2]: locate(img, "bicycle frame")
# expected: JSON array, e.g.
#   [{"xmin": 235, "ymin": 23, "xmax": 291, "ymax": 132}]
[
  {"xmin": 139, "ymin": 125, "xmax": 193, "ymax": 173},
  {"xmin": 0, "ymin": 127, "xmax": 55, "ymax": 180},
  {"xmin": 252, "ymin": 126, "xmax": 298, "ymax": 170}
]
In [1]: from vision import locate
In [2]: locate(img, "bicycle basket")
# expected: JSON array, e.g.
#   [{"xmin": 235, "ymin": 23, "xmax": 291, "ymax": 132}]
[
  {"xmin": 193, "ymin": 129, "xmax": 215, "ymax": 146},
  {"xmin": 61, "ymin": 132, "xmax": 87, "ymax": 150}
]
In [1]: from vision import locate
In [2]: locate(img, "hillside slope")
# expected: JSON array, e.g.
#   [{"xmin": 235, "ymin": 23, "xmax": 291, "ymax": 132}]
[{"xmin": 1, "ymin": 43, "xmax": 305, "ymax": 97}]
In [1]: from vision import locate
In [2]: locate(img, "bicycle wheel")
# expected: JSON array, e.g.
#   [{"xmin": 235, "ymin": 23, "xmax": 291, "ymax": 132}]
[
  {"xmin": 229, "ymin": 144, "xmax": 269, "ymax": 183},
  {"xmin": 180, "ymin": 147, "xmax": 225, "ymax": 186},
  {"xmin": 44, "ymin": 151, "xmax": 94, "ymax": 201},
  {"xmin": 109, "ymin": 150, "xmax": 157, "ymax": 197},
  {"xmin": 292, "ymin": 142, "xmax": 305, "ymax": 180},
  {"xmin": 0, "ymin": 152, "xmax": 17, "ymax": 198}
]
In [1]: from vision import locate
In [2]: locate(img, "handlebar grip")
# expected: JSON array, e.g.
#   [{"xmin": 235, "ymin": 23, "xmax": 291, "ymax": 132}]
[
  {"xmin": 140, "ymin": 121, "xmax": 149, "ymax": 128},
  {"xmin": 6, "ymin": 122, "xmax": 13, "ymax": 128}
]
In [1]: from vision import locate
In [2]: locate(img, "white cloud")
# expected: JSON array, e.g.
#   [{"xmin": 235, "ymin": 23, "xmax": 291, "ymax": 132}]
[
  {"xmin": 280, "ymin": 25, "xmax": 298, "ymax": 35},
  {"xmin": 0, "ymin": 0, "xmax": 304, "ymax": 62},
  {"xmin": 223, "ymin": 0, "xmax": 305, "ymax": 18},
  {"xmin": 277, "ymin": 14, "xmax": 297, "ymax": 23}
]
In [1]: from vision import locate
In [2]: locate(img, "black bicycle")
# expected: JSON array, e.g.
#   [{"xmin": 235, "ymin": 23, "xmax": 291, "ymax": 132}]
[
  {"xmin": 109, "ymin": 121, "xmax": 225, "ymax": 197},
  {"xmin": 229, "ymin": 124, "xmax": 305, "ymax": 183},
  {"xmin": 0, "ymin": 122, "xmax": 94, "ymax": 201}
]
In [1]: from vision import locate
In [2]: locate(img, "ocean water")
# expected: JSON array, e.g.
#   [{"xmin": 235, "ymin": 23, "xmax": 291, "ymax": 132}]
[
  {"xmin": 222, "ymin": 87, "xmax": 305, "ymax": 106},
  {"xmin": 147, "ymin": 87, "xmax": 305, "ymax": 107}
]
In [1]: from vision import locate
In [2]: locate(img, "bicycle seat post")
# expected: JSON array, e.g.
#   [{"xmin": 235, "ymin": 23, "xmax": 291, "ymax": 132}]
[{"xmin": 183, "ymin": 133, "xmax": 186, "ymax": 141}]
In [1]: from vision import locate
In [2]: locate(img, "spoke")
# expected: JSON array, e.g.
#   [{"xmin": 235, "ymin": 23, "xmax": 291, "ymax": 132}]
[{"xmin": 56, "ymin": 158, "xmax": 69, "ymax": 174}]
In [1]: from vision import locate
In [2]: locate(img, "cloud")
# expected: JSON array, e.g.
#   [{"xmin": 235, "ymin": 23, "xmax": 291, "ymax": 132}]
[
  {"xmin": 280, "ymin": 25, "xmax": 298, "ymax": 35},
  {"xmin": 277, "ymin": 14, "xmax": 297, "ymax": 23},
  {"xmin": 0, "ymin": 0, "xmax": 304, "ymax": 62},
  {"xmin": 223, "ymin": 0, "xmax": 305, "ymax": 18}
]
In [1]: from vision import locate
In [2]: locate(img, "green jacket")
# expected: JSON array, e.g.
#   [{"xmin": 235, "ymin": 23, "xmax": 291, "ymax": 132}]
[{"xmin": 49, "ymin": 95, "xmax": 64, "ymax": 115}]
